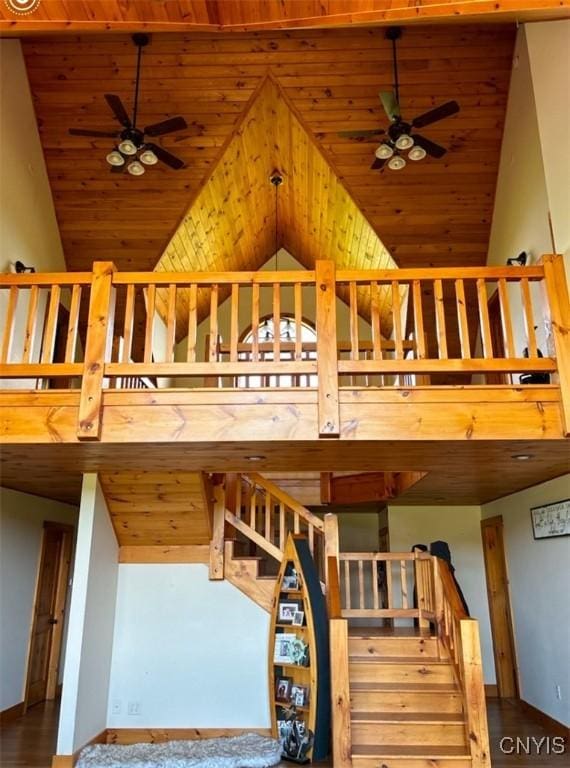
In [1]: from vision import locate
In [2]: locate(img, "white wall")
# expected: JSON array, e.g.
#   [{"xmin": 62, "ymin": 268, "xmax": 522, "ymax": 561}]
[
  {"xmin": 0, "ymin": 489, "xmax": 77, "ymax": 711},
  {"xmin": 107, "ymin": 563, "xmax": 270, "ymax": 728},
  {"xmin": 57, "ymin": 475, "xmax": 118, "ymax": 754},
  {"xmin": 481, "ymin": 474, "xmax": 570, "ymax": 726},
  {"xmin": 388, "ymin": 505, "xmax": 496, "ymax": 684}
]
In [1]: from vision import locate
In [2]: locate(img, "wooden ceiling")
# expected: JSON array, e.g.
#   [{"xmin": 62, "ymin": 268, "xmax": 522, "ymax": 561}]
[
  {"xmin": 154, "ymin": 76, "xmax": 395, "ymax": 333},
  {"xmin": 1, "ymin": 1, "xmax": 567, "ymax": 33},
  {"xmin": 24, "ymin": 24, "xmax": 515, "ymax": 275},
  {"xmin": 99, "ymin": 471, "xmax": 211, "ymax": 546}
]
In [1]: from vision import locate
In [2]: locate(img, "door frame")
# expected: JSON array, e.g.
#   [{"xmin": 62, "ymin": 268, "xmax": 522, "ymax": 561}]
[
  {"xmin": 23, "ymin": 521, "xmax": 74, "ymax": 712},
  {"xmin": 480, "ymin": 514, "xmax": 520, "ymax": 698}
]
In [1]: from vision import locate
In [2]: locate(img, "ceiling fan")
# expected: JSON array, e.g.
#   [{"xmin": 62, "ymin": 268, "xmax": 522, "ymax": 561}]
[
  {"xmin": 338, "ymin": 27, "xmax": 460, "ymax": 171},
  {"xmin": 68, "ymin": 33, "xmax": 187, "ymax": 175}
]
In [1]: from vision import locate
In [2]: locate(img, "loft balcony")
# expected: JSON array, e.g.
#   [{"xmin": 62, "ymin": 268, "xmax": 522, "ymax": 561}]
[{"xmin": 1, "ymin": 256, "xmax": 568, "ymax": 456}]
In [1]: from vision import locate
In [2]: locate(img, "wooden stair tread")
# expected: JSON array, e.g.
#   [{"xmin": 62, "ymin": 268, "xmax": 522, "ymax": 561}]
[
  {"xmin": 352, "ymin": 745, "xmax": 470, "ymax": 758},
  {"xmin": 351, "ymin": 712, "xmax": 464, "ymax": 723},
  {"xmin": 231, "ymin": 555, "xmax": 264, "ymax": 561},
  {"xmin": 351, "ymin": 682, "xmax": 458, "ymax": 692},
  {"xmin": 256, "ymin": 575, "xmax": 277, "ymax": 580},
  {"xmin": 349, "ymin": 628, "xmax": 437, "ymax": 639},
  {"xmin": 350, "ymin": 656, "xmax": 448, "ymax": 664}
]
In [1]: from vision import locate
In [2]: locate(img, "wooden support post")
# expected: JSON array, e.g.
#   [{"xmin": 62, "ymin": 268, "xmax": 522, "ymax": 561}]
[
  {"xmin": 460, "ymin": 619, "xmax": 491, "ymax": 768},
  {"xmin": 330, "ymin": 618, "xmax": 352, "ymax": 768},
  {"xmin": 320, "ymin": 472, "xmax": 332, "ymax": 504},
  {"xmin": 209, "ymin": 484, "xmax": 225, "ymax": 580},
  {"xmin": 324, "ymin": 512, "xmax": 340, "ymax": 589},
  {"xmin": 77, "ymin": 262, "xmax": 116, "ymax": 440},
  {"xmin": 315, "ymin": 260, "xmax": 339, "ymax": 437},
  {"xmin": 414, "ymin": 550, "xmax": 430, "ymax": 630},
  {"xmin": 542, "ymin": 254, "xmax": 570, "ymax": 436}
]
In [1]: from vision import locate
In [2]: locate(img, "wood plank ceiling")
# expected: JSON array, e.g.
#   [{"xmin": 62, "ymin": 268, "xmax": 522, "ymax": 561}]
[{"xmin": 24, "ymin": 24, "xmax": 515, "ymax": 277}]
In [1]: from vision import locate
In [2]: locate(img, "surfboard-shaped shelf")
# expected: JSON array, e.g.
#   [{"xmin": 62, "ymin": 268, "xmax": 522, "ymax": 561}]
[{"xmin": 268, "ymin": 534, "xmax": 330, "ymax": 763}]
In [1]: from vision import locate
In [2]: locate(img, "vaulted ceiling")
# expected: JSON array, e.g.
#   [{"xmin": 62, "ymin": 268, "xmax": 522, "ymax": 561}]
[{"xmin": 24, "ymin": 23, "xmax": 515, "ymax": 278}]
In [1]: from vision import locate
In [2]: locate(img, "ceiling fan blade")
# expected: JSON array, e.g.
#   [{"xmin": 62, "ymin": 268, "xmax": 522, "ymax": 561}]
[
  {"xmin": 104, "ymin": 94, "xmax": 131, "ymax": 128},
  {"xmin": 338, "ymin": 129, "xmax": 385, "ymax": 139},
  {"xmin": 412, "ymin": 100, "xmax": 459, "ymax": 129},
  {"xmin": 380, "ymin": 91, "xmax": 400, "ymax": 121},
  {"xmin": 370, "ymin": 157, "xmax": 387, "ymax": 171},
  {"xmin": 69, "ymin": 128, "xmax": 118, "ymax": 138},
  {"xmin": 144, "ymin": 116, "xmax": 188, "ymax": 137},
  {"xmin": 413, "ymin": 133, "xmax": 447, "ymax": 159},
  {"xmin": 145, "ymin": 142, "xmax": 185, "ymax": 170}
]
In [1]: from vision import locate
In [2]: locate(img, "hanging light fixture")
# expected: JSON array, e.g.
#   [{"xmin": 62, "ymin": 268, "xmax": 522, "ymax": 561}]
[
  {"xmin": 118, "ymin": 138, "xmax": 137, "ymax": 156},
  {"xmin": 127, "ymin": 160, "xmax": 145, "ymax": 176},
  {"xmin": 140, "ymin": 148, "xmax": 158, "ymax": 166},
  {"xmin": 375, "ymin": 143, "xmax": 394, "ymax": 160},
  {"xmin": 395, "ymin": 133, "xmax": 414, "ymax": 150},
  {"xmin": 106, "ymin": 150, "xmax": 125, "ymax": 167},
  {"xmin": 408, "ymin": 146, "xmax": 427, "ymax": 162},
  {"xmin": 388, "ymin": 155, "xmax": 406, "ymax": 170}
]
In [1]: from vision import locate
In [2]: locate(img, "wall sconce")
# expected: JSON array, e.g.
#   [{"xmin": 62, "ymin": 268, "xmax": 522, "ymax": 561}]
[
  {"xmin": 14, "ymin": 261, "xmax": 36, "ymax": 274},
  {"xmin": 506, "ymin": 252, "xmax": 528, "ymax": 267}
]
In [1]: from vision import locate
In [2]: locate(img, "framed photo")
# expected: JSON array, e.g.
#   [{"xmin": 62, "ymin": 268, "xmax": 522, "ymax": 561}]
[
  {"xmin": 275, "ymin": 676, "xmax": 292, "ymax": 702},
  {"xmin": 290, "ymin": 684, "xmax": 309, "ymax": 707},
  {"xmin": 274, "ymin": 633, "xmax": 296, "ymax": 663},
  {"xmin": 530, "ymin": 499, "xmax": 570, "ymax": 540},
  {"xmin": 292, "ymin": 610, "xmax": 304, "ymax": 627},
  {"xmin": 278, "ymin": 602, "xmax": 299, "ymax": 624},
  {"xmin": 283, "ymin": 564, "xmax": 299, "ymax": 590}
]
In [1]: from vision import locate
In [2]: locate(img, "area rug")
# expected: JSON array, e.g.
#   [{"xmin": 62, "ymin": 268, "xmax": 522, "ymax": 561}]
[{"xmin": 76, "ymin": 733, "xmax": 282, "ymax": 768}]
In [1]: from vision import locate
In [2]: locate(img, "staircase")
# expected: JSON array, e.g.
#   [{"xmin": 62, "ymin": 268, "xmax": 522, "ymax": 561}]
[{"xmin": 349, "ymin": 629, "xmax": 471, "ymax": 768}]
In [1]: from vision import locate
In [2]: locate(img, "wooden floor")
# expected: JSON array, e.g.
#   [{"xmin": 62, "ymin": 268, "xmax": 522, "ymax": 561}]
[{"xmin": 0, "ymin": 698, "xmax": 567, "ymax": 767}]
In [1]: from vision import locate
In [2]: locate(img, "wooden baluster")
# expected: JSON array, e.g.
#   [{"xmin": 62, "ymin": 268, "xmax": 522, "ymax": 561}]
[
  {"xmin": 235, "ymin": 475, "xmax": 242, "ymax": 520},
  {"xmin": 273, "ymin": 282, "xmax": 281, "ymax": 363},
  {"xmin": 477, "ymin": 278, "xmax": 493, "ymax": 359},
  {"xmin": 166, "ymin": 283, "xmax": 176, "ymax": 363},
  {"xmin": 386, "ymin": 559, "xmax": 393, "ymax": 610},
  {"xmin": 209, "ymin": 485, "xmax": 225, "ymax": 580},
  {"xmin": 21, "ymin": 285, "xmax": 39, "ymax": 363},
  {"xmin": 294, "ymin": 283, "xmax": 302, "ymax": 361},
  {"xmin": 498, "ymin": 278, "xmax": 515, "ymax": 358},
  {"xmin": 294, "ymin": 510, "xmax": 300, "ymax": 534},
  {"xmin": 279, "ymin": 502, "xmax": 285, "ymax": 551},
  {"xmin": 543, "ymin": 254, "xmax": 570, "ymax": 436},
  {"xmin": 344, "ymin": 559, "xmax": 351, "ymax": 610},
  {"xmin": 121, "ymin": 284, "xmax": 135, "ymax": 364},
  {"xmin": 358, "ymin": 559, "xmax": 365, "ymax": 610},
  {"xmin": 371, "ymin": 281, "xmax": 383, "ymax": 361},
  {"xmin": 308, "ymin": 524, "xmax": 314, "ymax": 556},
  {"xmin": 230, "ymin": 283, "xmax": 239, "ymax": 363},
  {"xmin": 40, "ymin": 285, "xmax": 61, "ymax": 365},
  {"xmin": 520, "ymin": 278, "xmax": 538, "ymax": 358},
  {"xmin": 412, "ymin": 280, "xmax": 426, "ymax": 360},
  {"xmin": 143, "ymin": 284, "xmax": 155, "ymax": 364},
  {"xmin": 250, "ymin": 488, "xmax": 257, "ymax": 531},
  {"xmin": 315, "ymin": 260, "xmax": 339, "ymax": 436},
  {"xmin": 433, "ymin": 279, "xmax": 448, "ymax": 359},
  {"xmin": 349, "ymin": 281, "xmax": 359, "ymax": 364},
  {"xmin": 251, "ymin": 283, "xmax": 260, "ymax": 362},
  {"xmin": 1, "ymin": 286, "xmax": 18, "ymax": 364},
  {"xmin": 392, "ymin": 281, "xmax": 404, "ymax": 360},
  {"xmin": 400, "ymin": 560, "xmax": 408, "ymax": 609},
  {"xmin": 209, "ymin": 284, "xmax": 219, "ymax": 361},
  {"xmin": 264, "ymin": 491, "xmax": 272, "ymax": 540},
  {"xmin": 455, "ymin": 279, "xmax": 471, "ymax": 359},
  {"xmin": 187, "ymin": 283, "xmax": 198, "ymax": 362},
  {"xmin": 77, "ymin": 262, "xmax": 116, "ymax": 440}
]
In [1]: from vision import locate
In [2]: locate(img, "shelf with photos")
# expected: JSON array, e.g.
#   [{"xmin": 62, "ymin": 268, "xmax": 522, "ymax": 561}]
[{"xmin": 268, "ymin": 534, "xmax": 330, "ymax": 765}]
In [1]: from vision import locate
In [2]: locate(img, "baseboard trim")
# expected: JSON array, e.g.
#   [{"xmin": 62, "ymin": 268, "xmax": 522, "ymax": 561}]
[
  {"xmin": 106, "ymin": 727, "xmax": 273, "ymax": 745},
  {"xmin": 0, "ymin": 701, "xmax": 24, "ymax": 724},
  {"xmin": 51, "ymin": 728, "xmax": 107, "ymax": 767},
  {"xmin": 484, "ymin": 684, "xmax": 498, "ymax": 697},
  {"xmin": 519, "ymin": 699, "xmax": 570, "ymax": 738}
]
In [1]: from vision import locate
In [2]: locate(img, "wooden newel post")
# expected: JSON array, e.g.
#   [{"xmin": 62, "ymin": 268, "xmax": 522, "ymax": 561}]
[
  {"xmin": 330, "ymin": 619, "xmax": 352, "ymax": 768},
  {"xmin": 414, "ymin": 549, "xmax": 430, "ymax": 630},
  {"xmin": 315, "ymin": 260, "xmax": 340, "ymax": 437},
  {"xmin": 77, "ymin": 262, "xmax": 116, "ymax": 440},
  {"xmin": 459, "ymin": 619, "xmax": 491, "ymax": 768},
  {"xmin": 209, "ymin": 483, "xmax": 226, "ymax": 580},
  {"xmin": 543, "ymin": 254, "xmax": 570, "ymax": 436}
]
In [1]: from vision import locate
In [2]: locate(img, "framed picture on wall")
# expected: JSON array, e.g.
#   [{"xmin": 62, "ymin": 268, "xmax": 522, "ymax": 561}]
[{"xmin": 530, "ymin": 499, "xmax": 570, "ymax": 540}]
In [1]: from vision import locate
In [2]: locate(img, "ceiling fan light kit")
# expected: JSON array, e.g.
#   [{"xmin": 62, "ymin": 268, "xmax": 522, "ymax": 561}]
[
  {"xmin": 338, "ymin": 26, "xmax": 460, "ymax": 172},
  {"xmin": 70, "ymin": 33, "xmax": 187, "ymax": 175}
]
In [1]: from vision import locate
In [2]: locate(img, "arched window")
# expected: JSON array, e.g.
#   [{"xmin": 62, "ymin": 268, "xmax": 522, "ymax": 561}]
[{"xmin": 238, "ymin": 315, "xmax": 318, "ymax": 388}]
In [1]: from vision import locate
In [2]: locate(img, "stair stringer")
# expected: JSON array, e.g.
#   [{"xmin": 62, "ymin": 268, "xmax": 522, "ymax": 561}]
[{"xmin": 223, "ymin": 541, "xmax": 277, "ymax": 612}]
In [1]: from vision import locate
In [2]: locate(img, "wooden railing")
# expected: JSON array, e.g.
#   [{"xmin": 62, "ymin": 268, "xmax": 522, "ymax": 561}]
[
  {"xmin": 332, "ymin": 551, "xmax": 490, "ymax": 768},
  {"xmin": 209, "ymin": 472, "xmax": 339, "ymax": 587},
  {"xmin": 1, "ymin": 256, "xmax": 568, "ymax": 439}
]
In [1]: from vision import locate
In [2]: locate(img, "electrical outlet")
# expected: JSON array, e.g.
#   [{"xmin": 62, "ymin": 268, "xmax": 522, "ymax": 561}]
[
  {"xmin": 111, "ymin": 699, "xmax": 122, "ymax": 715},
  {"xmin": 556, "ymin": 685, "xmax": 562, "ymax": 700},
  {"xmin": 127, "ymin": 700, "xmax": 141, "ymax": 716}
]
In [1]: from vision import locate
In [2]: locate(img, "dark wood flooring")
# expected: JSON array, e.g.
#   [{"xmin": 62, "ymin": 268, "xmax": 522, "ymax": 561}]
[{"xmin": 0, "ymin": 698, "xmax": 567, "ymax": 767}]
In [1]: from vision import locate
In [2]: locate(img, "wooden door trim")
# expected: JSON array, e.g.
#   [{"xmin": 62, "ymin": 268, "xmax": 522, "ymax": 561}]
[
  {"xmin": 23, "ymin": 521, "xmax": 74, "ymax": 713},
  {"xmin": 480, "ymin": 514, "xmax": 519, "ymax": 698}
]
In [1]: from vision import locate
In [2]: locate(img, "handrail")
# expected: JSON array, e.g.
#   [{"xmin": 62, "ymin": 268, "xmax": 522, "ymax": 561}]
[{"xmin": 1, "ymin": 256, "xmax": 568, "ymax": 442}]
